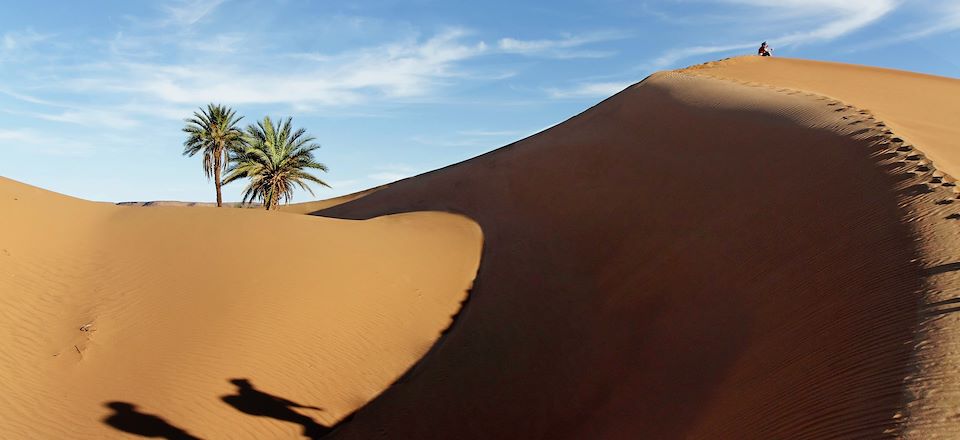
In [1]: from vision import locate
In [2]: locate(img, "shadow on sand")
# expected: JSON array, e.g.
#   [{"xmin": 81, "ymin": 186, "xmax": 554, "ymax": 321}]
[
  {"xmin": 221, "ymin": 378, "xmax": 332, "ymax": 439},
  {"xmin": 102, "ymin": 401, "xmax": 201, "ymax": 440},
  {"xmin": 102, "ymin": 379, "xmax": 332, "ymax": 439}
]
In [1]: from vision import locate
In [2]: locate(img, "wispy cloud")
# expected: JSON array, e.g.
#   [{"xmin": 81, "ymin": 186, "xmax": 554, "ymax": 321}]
[
  {"xmin": 180, "ymin": 33, "xmax": 244, "ymax": 53},
  {"xmin": 762, "ymin": 0, "xmax": 898, "ymax": 44},
  {"xmin": 410, "ymin": 134, "xmax": 493, "ymax": 148},
  {"xmin": 456, "ymin": 129, "xmax": 530, "ymax": 137},
  {"xmin": 844, "ymin": 1, "xmax": 960, "ymax": 50},
  {"xmin": 162, "ymin": 0, "xmax": 227, "ymax": 26},
  {"xmin": 26, "ymin": 109, "xmax": 140, "ymax": 129},
  {"xmin": 497, "ymin": 31, "xmax": 628, "ymax": 58},
  {"xmin": 0, "ymin": 88, "xmax": 62, "ymax": 106},
  {"xmin": 0, "ymin": 89, "xmax": 184, "ymax": 129},
  {"xmin": 0, "ymin": 128, "xmax": 96, "ymax": 156},
  {"xmin": 367, "ymin": 164, "xmax": 423, "ymax": 183},
  {"xmin": 1, "ymin": 29, "xmax": 55, "ymax": 63},
  {"xmin": 546, "ymin": 81, "xmax": 633, "ymax": 99},
  {"xmin": 648, "ymin": 0, "xmax": 898, "ymax": 68},
  {"xmin": 2, "ymin": 29, "xmax": 52, "ymax": 51},
  {"xmin": 651, "ymin": 43, "xmax": 757, "ymax": 69},
  {"xmin": 60, "ymin": 28, "xmax": 488, "ymax": 107}
]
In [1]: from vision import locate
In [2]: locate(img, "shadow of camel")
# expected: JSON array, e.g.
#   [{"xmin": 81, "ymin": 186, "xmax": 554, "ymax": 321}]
[
  {"xmin": 221, "ymin": 378, "xmax": 331, "ymax": 439},
  {"xmin": 102, "ymin": 401, "xmax": 202, "ymax": 440}
]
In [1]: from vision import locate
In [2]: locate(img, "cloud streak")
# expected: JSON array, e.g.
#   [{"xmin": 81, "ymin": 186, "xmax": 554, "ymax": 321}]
[
  {"xmin": 497, "ymin": 31, "xmax": 628, "ymax": 58},
  {"xmin": 648, "ymin": 0, "xmax": 898, "ymax": 68},
  {"xmin": 162, "ymin": 0, "xmax": 227, "ymax": 26},
  {"xmin": 546, "ymin": 81, "xmax": 633, "ymax": 99},
  {"xmin": 59, "ymin": 28, "xmax": 488, "ymax": 107}
]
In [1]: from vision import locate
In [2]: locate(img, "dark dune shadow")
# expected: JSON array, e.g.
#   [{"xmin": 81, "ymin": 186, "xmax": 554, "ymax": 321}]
[
  {"xmin": 102, "ymin": 401, "xmax": 201, "ymax": 440},
  {"xmin": 221, "ymin": 378, "xmax": 331, "ymax": 439}
]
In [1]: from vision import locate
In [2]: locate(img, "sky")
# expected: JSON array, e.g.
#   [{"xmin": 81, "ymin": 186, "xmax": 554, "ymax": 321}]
[{"xmin": 1, "ymin": 0, "xmax": 958, "ymax": 203}]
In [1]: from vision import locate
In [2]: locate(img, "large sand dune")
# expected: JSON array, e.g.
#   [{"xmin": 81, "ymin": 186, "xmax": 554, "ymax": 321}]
[
  {"xmin": 2, "ymin": 56, "xmax": 959, "ymax": 438},
  {"xmin": 312, "ymin": 57, "xmax": 960, "ymax": 439}
]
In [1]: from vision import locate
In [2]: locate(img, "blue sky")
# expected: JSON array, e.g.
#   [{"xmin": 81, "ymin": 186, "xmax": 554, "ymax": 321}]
[{"xmin": 1, "ymin": 0, "xmax": 958, "ymax": 202}]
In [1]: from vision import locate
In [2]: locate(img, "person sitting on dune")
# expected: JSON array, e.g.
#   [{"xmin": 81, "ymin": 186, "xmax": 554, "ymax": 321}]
[{"xmin": 758, "ymin": 42, "xmax": 773, "ymax": 56}]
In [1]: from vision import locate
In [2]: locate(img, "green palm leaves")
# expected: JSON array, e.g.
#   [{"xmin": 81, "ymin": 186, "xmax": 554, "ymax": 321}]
[
  {"xmin": 223, "ymin": 116, "xmax": 330, "ymax": 210},
  {"xmin": 182, "ymin": 105, "xmax": 330, "ymax": 210},
  {"xmin": 182, "ymin": 104, "xmax": 244, "ymax": 207}
]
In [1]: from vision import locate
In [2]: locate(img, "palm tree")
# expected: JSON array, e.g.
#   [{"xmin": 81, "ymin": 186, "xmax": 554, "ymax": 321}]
[
  {"xmin": 182, "ymin": 103, "xmax": 244, "ymax": 207},
  {"xmin": 223, "ymin": 116, "xmax": 330, "ymax": 210}
]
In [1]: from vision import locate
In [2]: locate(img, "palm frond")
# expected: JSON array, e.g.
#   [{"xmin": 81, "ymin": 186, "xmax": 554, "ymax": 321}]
[{"xmin": 224, "ymin": 115, "xmax": 330, "ymax": 209}]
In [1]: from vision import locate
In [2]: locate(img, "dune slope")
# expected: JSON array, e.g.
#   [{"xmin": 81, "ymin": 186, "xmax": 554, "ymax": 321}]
[
  {"xmin": 0, "ymin": 178, "xmax": 482, "ymax": 439},
  {"xmin": 314, "ymin": 58, "xmax": 960, "ymax": 438}
]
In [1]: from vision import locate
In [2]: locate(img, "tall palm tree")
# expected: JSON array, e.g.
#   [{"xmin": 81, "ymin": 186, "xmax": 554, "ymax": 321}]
[
  {"xmin": 182, "ymin": 103, "xmax": 244, "ymax": 207},
  {"xmin": 223, "ymin": 116, "xmax": 330, "ymax": 210}
]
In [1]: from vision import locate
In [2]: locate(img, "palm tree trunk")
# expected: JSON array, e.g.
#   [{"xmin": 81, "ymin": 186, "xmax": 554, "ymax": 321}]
[{"xmin": 214, "ymin": 155, "xmax": 223, "ymax": 207}]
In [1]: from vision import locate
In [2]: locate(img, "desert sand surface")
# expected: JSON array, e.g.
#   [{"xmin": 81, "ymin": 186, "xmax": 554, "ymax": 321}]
[
  {"xmin": 307, "ymin": 57, "xmax": 960, "ymax": 439},
  {"xmin": 0, "ymin": 177, "xmax": 481, "ymax": 438},
  {"xmin": 684, "ymin": 57, "xmax": 960, "ymax": 178},
  {"xmin": 115, "ymin": 186, "xmax": 383, "ymax": 212},
  {"xmin": 3, "ymin": 56, "xmax": 960, "ymax": 439}
]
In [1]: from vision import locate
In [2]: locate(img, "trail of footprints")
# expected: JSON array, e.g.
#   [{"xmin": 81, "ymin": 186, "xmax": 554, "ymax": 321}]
[
  {"xmin": 818, "ymin": 99, "xmax": 959, "ymax": 217},
  {"xmin": 682, "ymin": 70, "xmax": 960, "ymax": 220}
]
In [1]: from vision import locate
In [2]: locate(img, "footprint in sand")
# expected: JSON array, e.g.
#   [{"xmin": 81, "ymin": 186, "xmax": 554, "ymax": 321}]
[
  {"xmin": 876, "ymin": 152, "xmax": 899, "ymax": 161},
  {"xmin": 903, "ymin": 184, "xmax": 934, "ymax": 196}
]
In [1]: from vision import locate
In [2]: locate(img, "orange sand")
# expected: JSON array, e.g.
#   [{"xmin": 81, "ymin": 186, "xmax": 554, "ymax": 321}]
[
  {"xmin": 0, "ymin": 178, "xmax": 481, "ymax": 438},
  {"xmin": 2, "ymin": 56, "xmax": 959, "ymax": 439},
  {"xmin": 316, "ymin": 57, "xmax": 960, "ymax": 439}
]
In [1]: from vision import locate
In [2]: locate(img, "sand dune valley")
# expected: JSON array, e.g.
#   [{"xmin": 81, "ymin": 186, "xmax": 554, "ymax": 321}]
[{"xmin": 3, "ymin": 56, "xmax": 960, "ymax": 438}]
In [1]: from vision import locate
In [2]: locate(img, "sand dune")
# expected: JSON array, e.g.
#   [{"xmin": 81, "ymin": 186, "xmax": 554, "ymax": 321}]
[
  {"xmin": 0, "ymin": 177, "xmax": 481, "ymax": 438},
  {"xmin": 310, "ymin": 57, "xmax": 960, "ymax": 438},
  {"xmin": 2, "ymin": 56, "xmax": 959, "ymax": 439}
]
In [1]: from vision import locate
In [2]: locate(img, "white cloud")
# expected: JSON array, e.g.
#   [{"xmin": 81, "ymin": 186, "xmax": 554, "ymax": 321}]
[
  {"xmin": 456, "ymin": 129, "xmax": 530, "ymax": 137},
  {"xmin": 410, "ymin": 134, "xmax": 493, "ymax": 148},
  {"xmin": 546, "ymin": 81, "xmax": 633, "ymax": 99},
  {"xmin": 648, "ymin": 0, "xmax": 898, "ymax": 68},
  {"xmin": 1, "ymin": 29, "xmax": 52, "ymax": 54},
  {"xmin": 758, "ymin": 0, "xmax": 898, "ymax": 44},
  {"xmin": 651, "ymin": 42, "xmax": 757, "ymax": 69},
  {"xmin": 0, "ymin": 128, "xmax": 95, "ymax": 156},
  {"xmin": 367, "ymin": 164, "xmax": 422, "ymax": 183},
  {"xmin": 0, "ymin": 129, "xmax": 34, "ymax": 142},
  {"xmin": 29, "ymin": 109, "xmax": 140, "ymax": 129},
  {"xmin": 846, "ymin": 1, "xmax": 960, "ymax": 50},
  {"xmin": 61, "ymin": 28, "xmax": 488, "ymax": 106},
  {"xmin": 0, "ymin": 88, "xmax": 62, "ymax": 106},
  {"xmin": 0, "ymin": 90, "xmax": 183, "ymax": 129},
  {"xmin": 497, "ymin": 31, "xmax": 627, "ymax": 58},
  {"xmin": 180, "ymin": 33, "xmax": 244, "ymax": 53},
  {"xmin": 2, "ymin": 29, "xmax": 50, "ymax": 50},
  {"xmin": 162, "ymin": 0, "xmax": 226, "ymax": 26}
]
